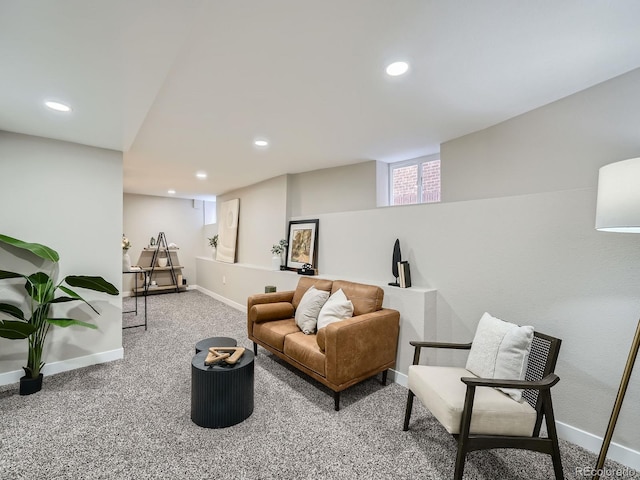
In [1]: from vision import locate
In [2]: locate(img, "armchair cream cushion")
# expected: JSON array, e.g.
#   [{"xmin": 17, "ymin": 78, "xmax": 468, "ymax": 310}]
[{"xmin": 408, "ymin": 365, "xmax": 537, "ymax": 436}]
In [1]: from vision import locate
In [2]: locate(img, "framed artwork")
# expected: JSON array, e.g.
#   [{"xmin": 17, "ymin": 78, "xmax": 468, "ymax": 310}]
[
  {"xmin": 285, "ymin": 219, "xmax": 319, "ymax": 270},
  {"xmin": 216, "ymin": 198, "xmax": 240, "ymax": 263}
]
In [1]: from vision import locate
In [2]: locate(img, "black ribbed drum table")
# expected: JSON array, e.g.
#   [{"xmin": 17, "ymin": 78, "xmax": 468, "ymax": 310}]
[{"xmin": 190, "ymin": 348, "xmax": 254, "ymax": 428}]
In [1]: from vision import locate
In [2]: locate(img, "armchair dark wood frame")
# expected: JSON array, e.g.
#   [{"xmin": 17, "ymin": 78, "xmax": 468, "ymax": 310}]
[{"xmin": 403, "ymin": 332, "xmax": 563, "ymax": 480}]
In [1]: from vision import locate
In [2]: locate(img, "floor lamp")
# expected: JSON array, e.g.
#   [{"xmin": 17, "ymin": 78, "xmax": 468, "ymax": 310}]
[{"xmin": 593, "ymin": 157, "xmax": 640, "ymax": 480}]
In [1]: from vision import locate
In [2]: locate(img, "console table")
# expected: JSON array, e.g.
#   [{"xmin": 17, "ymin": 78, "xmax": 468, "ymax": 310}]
[{"xmin": 122, "ymin": 270, "xmax": 148, "ymax": 330}]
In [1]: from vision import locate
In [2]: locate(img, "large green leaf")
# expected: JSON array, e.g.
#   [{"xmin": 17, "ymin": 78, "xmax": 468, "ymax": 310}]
[
  {"xmin": 0, "ymin": 303, "xmax": 26, "ymax": 320},
  {"xmin": 0, "ymin": 320, "xmax": 36, "ymax": 339},
  {"xmin": 0, "ymin": 234, "xmax": 59, "ymax": 262},
  {"xmin": 25, "ymin": 272, "xmax": 54, "ymax": 303},
  {"xmin": 0, "ymin": 270, "xmax": 26, "ymax": 280},
  {"xmin": 65, "ymin": 276, "xmax": 119, "ymax": 296},
  {"xmin": 47, "ymin": 318, "xmax": 98, "ymax": 329},
  {"xmin": 55, "ymin": 286, "xmax": 99, "ymax": 315}
]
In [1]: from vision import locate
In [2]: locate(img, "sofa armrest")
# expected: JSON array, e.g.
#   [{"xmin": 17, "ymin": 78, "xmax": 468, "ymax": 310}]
[
  {"xmin": 322, "ymin": 308, "xmax": 400, "ymax": 386},
  {"xmin": 247, "ymin": 291, "xmax": 295, "ymax": 338},
  {"xmin": 247, "ymin": 290, "xmax": 295, "ymax": 310},
  {"xmin": 249, "ymin": 302, "xmax": 294, "ymax": 324}
]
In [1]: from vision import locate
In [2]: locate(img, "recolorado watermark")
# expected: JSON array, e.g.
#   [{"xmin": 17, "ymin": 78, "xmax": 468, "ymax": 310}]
[{"xmin": 576, "ymin": 466, "xmax": 638, "ymax": 477}]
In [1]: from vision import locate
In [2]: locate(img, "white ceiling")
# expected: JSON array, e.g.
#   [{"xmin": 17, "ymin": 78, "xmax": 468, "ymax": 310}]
[{"xmin": 2, "ymin": 1, "xmax": 640, "ymax": 201}]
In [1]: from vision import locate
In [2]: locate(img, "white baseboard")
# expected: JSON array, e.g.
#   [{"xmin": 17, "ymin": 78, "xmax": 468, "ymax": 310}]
[
  {"xmin": 556, "ymin": 421, "xmax": 640, "ymax": 472},
  {"xmin": 0, "ymin": 348, "xmax": 124, "ymax": 386},
  {"xmin": 196, "ymin": 285, "xmax": 247, "ymax": 312}
]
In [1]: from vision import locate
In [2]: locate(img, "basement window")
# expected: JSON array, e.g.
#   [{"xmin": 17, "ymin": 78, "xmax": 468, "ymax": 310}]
[{"xmin": 389, "ymin": 155, "xmax": 441, "ymax": 206}]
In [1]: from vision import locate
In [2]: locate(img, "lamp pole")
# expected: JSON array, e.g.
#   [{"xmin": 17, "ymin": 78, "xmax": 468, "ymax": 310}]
[{"xmin": 592, "ymin": 320, "xmax": 640, "ymax": 480}]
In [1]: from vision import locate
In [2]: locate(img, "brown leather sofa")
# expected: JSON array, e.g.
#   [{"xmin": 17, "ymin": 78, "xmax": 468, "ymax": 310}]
[{"xmin": 247, "ymin": 277, "xmax": 400, "ymax": 410}]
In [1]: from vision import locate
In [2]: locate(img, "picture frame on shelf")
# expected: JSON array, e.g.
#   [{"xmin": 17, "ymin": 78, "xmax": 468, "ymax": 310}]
[{"xmin": 285, "ymin": 219, "xmax": 318, "ymax": 271}]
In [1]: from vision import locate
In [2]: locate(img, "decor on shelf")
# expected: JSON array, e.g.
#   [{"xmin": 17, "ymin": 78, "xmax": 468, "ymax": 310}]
[
  {"xmin": 157, "ymin": 255, "xmax": 168, "ymax": 268},
  {"xmin": 592, "ymin": 157, "xmax": 640, "ymax": 480},
  {"xmin": 389, "ymin": 239, "xmax": 402, "ymax": 286},
  {"xmin": 122, "ymin": 234, "xmax": 132, "ymax": 271},
  {"xmin": 271, "ymin": 238, "xmax": 288, "ymax": 270},
  {"xmin": 149, "ymin": 236, "xmax": 156, "ymax": 247},
  {"xmin": 285, "ymin": 219, "xmax": 318, "ymax": 271},
  {"xmin": 216, "ymin": 199, "xmax": 240, "ymax": 264},
  {"xmin": 0, "ymin": 234, "xmax": 119, "ymax": 395},
  {"xmin": 208, "ymin": 235, "xmax": 218, "ymax": 259},
  {"xmin": 398, "ymin": 260, "xmax": 411, "ymax": 288}
]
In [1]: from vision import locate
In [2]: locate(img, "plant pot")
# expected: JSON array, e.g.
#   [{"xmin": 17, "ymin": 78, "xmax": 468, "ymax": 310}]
[
  {"xmin": 19, "ymin": 373, "xmax": 43, "ymax": 395},
  {"xmin": 122, "ymin": 251, "xmax": 132, "ymax": 271},
  {"xmin": 157, "ymin": 257, "xmax": 168, "ymax": 267}
]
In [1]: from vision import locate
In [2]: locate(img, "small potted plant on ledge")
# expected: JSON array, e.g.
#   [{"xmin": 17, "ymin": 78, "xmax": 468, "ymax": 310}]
[
  {"xmin": 0, "ymin": 234, "xmax": 119, "ymax": 395},
  {"xmin": 208, "ymin": 235, "xmax": 218, "ymax": 259},
  {"xmin": 271, "ymin": 239, "xmax": 288, "ymax": 271}
]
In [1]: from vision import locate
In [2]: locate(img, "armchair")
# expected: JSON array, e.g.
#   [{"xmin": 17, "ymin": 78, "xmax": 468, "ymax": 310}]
[{"xmin": 403, "ymin": 316, "xmax": 563, "ymax": 480}]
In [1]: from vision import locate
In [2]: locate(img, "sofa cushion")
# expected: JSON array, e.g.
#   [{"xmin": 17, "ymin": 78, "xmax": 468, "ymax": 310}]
[
  {"xmin": 252, "ymin": 318, "xmax": 300, "ymax": 352},
  {"xmin": 317, "ymin": 288, "xmax": 353, "ymax": 331},
  {"xmin": 295, "ymin": 286, "xmax": 330, "ymax": 334},
  {"xmin": 465, "ymin": 312, "xmax": 534, "ymax": 401},
  {"xmin": 291, "ymin": 277, "xmax": 333, "ymax": 310},
  {"xmin": 408, "ymin": 365, "xmax": 537, "ymax": 436},
  {"xmin": 283, "ymin": 332, "xmax": 326, "ymax": 377},
  {"xmin": 331, "ymin": 280, "xmax": 383, "ymax": 316}
]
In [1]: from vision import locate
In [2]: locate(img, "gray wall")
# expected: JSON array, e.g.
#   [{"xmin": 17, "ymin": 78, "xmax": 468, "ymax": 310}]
[
  {"xmin": 288, "ymin": 161, "xmax": 378, "ymax": 216},
  {"xmin": 442, "ymin": 67, "xmax": 640, "ymax": 202},
  {"xmin": 0, "ymin": 132, "xmax": 123, "ymax": 380},
  {"xmin": 196, "ymin": 68, "xmax": 640, "ymax": 459}
]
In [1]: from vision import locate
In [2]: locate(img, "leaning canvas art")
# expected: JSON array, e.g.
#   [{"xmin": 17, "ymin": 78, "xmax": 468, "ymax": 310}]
[{"xmin": 216, "ymin": 199, "xmax": 240, "ymax": 263}]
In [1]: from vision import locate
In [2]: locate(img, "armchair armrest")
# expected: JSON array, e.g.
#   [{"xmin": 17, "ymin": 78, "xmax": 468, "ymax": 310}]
[
  {"xmin": 409, "ymin": 340, "xmax": 472, "ymax": 365},
  {"xmin": 323, "ymin": 308, "xmax": 400, "ymax": 386},
  {"xmin": 461, "ymin": 373, "xmax": 560, "ymax": 391}
]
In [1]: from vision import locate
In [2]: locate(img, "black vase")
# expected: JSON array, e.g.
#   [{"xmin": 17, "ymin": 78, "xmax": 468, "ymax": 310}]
[{"xmin": 19, "ymin": 373, "xmax": 43, "ymax": 395}]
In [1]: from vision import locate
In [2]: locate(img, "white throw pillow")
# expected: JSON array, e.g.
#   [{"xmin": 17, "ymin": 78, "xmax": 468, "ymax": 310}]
[
  {"xmin": 294, "ymin": 286, "xmax": 329, "ymax": 334},
  {"xmin": 317, "ymin": 289, "xmax": 354, "ymax": 330},
  {"xmin": 465, "ymin": 312, "xmax": 534, "ymax": 402}
]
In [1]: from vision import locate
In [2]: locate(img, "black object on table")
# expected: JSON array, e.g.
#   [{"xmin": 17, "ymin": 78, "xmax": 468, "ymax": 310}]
[
  {"xmin": 122, "ymin": 270, "xmax": 148, "ymax": 330},
  {"xmin": 190, "ymin": 349, "xmax": 254, "ymax": 428},
  {"xmin": 194, "ymin": 336, "xmax": 237, "ymax": 354}
]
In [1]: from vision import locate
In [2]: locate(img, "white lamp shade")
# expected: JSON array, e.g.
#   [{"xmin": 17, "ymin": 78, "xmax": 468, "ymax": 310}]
[{"xmin": 596, "ymin": 157, "xmax": 640, "ymax": 232}]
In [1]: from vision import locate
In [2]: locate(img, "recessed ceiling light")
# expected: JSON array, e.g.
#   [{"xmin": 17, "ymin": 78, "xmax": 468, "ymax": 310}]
[
  {"xmin": 254, "ymin": 139, "xmax": 269, "ymax": 147},
  {"xmin": 196, "ymin": 172, "xmax": 207, "ymax": 179},
  {"xmin": 385, "ymin": 61, "xmax": 409, "ymax": 77},
  {"xmin": 168, "ymin": 189, "xmax": 176, "ymax": 194},
  {"xmin": 44, "ymin": 100, "xmax": 72, "ymax": 112}
]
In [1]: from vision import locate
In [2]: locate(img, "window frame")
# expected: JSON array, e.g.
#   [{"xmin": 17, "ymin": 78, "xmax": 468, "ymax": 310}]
[{"xmin": 389, "ymin": 153, "xmax": 440, "ymax": 206}]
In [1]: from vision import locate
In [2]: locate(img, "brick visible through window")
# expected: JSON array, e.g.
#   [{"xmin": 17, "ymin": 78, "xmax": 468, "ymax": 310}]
[{"xmin": 390, "ymin": 158, "xmax": 440, "ymax": 206}]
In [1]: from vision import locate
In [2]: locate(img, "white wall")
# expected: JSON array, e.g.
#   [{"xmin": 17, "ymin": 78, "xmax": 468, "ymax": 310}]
[
  {"xmin": 0, "ymin": 132, "xmax": 123, "ymax": 382},
  {"xmin": 122, "ymin": 193, "xmax": 207, "ymax": 293}
]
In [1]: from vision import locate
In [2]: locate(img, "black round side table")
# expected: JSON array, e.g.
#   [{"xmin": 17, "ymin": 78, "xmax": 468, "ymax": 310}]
[
  {"xmin": 194, "ymin": 336, "xmax": 237, "ymax": 354},
  {"xmin": 190, "ymin": 349, "xmax": 254, "ymax": 428}
]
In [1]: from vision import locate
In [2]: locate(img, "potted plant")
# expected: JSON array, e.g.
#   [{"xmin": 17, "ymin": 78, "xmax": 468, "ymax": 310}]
[
  {"xmin": 208, "ymin": 235, "xmax": 218, "ymax": 258},
  {"xmin": 0, "ymin": 234, "xmax": 119, "ymax": 395},
  {"xmin": 271, "ymin": 239, "xmax": 288, "ymax": 270}
]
